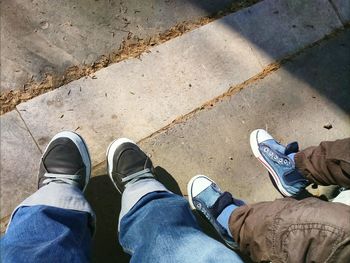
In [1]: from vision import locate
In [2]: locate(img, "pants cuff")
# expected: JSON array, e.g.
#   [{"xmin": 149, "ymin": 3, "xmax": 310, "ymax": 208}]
[
  {"xmin": 7, "ymin": 183, "xmax": 96, "ymax": 232},
  {"xmin": 118, "ymin": 179, "xmax": 170, "ymax": 230}
]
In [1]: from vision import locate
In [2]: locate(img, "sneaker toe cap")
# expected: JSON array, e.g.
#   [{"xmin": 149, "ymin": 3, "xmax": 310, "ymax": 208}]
[
  {"xmin": 188, "ymin": 175, "xmax": 213, "ymax": 197},
  {"xmin": 254, "ymin": 129, "xmax": 274, "ymax": 143}
]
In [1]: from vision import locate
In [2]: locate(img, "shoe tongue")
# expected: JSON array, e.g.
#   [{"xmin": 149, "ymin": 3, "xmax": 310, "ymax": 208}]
[
  {"xmin": 210, "ymin": 192, "xmax": 235, "ymax": 218},
  {"xmin": 210, "ymin": 192, "xmax": 245, "ymax": 218},
  {"xmin": 285, "ymin": 170, "xmax": 308, "ymax": 185},
  {"xmin": 45, "ymin": 144, "xmax": 83, "ymax": 175},
  {"xmin": 285, "ymin": 141, "xmax": 299, "ymax": 155}
]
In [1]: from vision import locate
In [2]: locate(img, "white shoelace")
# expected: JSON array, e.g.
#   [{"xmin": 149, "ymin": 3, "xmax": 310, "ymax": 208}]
[
  {"xmin": 121, "ymin": 168, "xmax": 154, "ymax": 185},
  {"xmin": 42, "ymin": 172, "xmax": 81, "ymax": 187}
]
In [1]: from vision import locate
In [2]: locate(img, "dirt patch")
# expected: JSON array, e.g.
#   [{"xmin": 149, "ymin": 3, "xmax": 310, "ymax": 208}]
[
  {"xmin": 0, "ymin": 215, "xmax": 10, "ymax": 234},
  {"xmin": 0, "ymin": 0, "xmax": 259, "ymax": 115}
]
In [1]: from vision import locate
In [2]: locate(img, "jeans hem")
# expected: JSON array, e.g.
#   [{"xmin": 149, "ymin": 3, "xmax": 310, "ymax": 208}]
[
  {"xmin": 118, "ymin": 179, "xmax": 170, "ymax": 231},
  {"xmin": 7, "ymin": 183, "xmax": 96, "ymax": 232}
]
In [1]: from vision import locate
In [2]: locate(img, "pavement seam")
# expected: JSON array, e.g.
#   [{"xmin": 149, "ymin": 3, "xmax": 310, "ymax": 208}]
[
  {"xmin": 328, "ymin": 0, "xmax": 346, "ymax": 25},
  {"xmin": 136, "ymin": 26, "xmax": 349, "ymax": 146},
  {"xmin": 2, "ymin": 24, "xmax": 346, "ymax": 233},
  {"xmin": 0, "ymin": 0, "xmax": 260, "ymax": 115},
  {"xmin": 88, "ymin": 25, "xmax": 349, "ymax": 174},
  {"xmin": 15, "ymin": 108, "xmax": 43, "ymax": 154}
]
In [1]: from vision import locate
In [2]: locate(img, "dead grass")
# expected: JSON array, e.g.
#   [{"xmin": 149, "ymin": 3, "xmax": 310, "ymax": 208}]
[
  {"xmin": 0, "ymin": 0, "xmax": 259, "ymax": 115},
  {"xmin": 137, "ymin": 24, "xmax": 349, "ymax": 143},
  {"xmin": 0, "ymin": 215, "xmax": 10, "ymax": 235}
]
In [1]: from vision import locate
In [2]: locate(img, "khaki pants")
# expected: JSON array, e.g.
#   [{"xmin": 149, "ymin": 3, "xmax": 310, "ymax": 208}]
[{"xmin": 229, "ymin": 138, "xmax": 350, "ymax": 263}]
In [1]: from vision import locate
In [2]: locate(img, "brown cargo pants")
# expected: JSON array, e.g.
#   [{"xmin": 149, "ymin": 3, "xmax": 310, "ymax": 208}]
[{"xmin": 229, "ymin": 138, "xmax": 350, "ymax": 263}]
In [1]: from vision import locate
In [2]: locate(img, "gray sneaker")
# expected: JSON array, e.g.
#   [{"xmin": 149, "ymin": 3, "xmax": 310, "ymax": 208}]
[
  {"xmin": 38, "ymin": 131, "xmax": 91, "ymax": 192},
  {"xmin": 106, "ymin": 138, "xmax": 155, "ymax": 193}
]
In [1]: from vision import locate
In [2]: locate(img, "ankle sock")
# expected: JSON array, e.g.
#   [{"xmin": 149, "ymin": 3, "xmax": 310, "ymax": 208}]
[
  {"xmin": 288, "ymin": 152, "xmax": 296, "ymax": 162},
  {"xmin": 210, "ymin": 192, "xmax": 242, "ymax": 237},
  {"xmin": 217, "ymin": 204, "xmax": 237, "ymax": 237}
]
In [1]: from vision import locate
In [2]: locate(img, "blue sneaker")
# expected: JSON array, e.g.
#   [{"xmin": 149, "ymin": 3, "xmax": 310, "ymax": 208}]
[
  {"xmin": 187, "ymin": 175, "xmax": 245, "ymax": 250},
  {"xmin": 250, "ymin": 129, "xmax": 309, "ymax": 197}
]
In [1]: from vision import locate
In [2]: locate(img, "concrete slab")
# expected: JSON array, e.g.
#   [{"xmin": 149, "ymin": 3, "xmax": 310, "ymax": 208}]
[
  {"xmin": 0, "ymin": 0, "xmax": 234, "ymax": 91},
  {"xmin": 331, "ymin": 0, "xmax": 350, "ymax": 23},
  {"xmin": 139, "ymin": 29, "xmax": 350, "ymax": 203},
  {"xmin": 16, "ymin": 0, "xmax": 345, "ymax": 168},
  {"xmin": 1, "ymin": 17, "xmax": 349, "ymax": 263},
  {"xmin": 0, "ymin": 111, "xmax": 42, "ymax": 218},
  {"xmin": 17, "ymin": 15, "xmax": 263, "ymax": 166},
  {"xmin": 223, "ymin": 0, "xmax": 343, "ymax": 66}
]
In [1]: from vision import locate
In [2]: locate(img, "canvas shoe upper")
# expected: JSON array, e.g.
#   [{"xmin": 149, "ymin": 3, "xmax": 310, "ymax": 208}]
[
  {"xmin": 250, "ymin": 129, "xmax": 309, "ymax": 197},
  {"xmin": 38, "ymin": 131, "xmax": 91, "ymax": 192},
  {"xmin": 106, "ymin": 138, "xmax": 155, "ymax": 193},
  {"xmin": 187, "ymin": 175, "xmax": 245, "ymax": 250}
]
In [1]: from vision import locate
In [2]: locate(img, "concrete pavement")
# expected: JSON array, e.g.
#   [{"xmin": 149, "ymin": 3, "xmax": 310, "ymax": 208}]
[
  {"xmin": 1, "ymin": 0, "xmax": 236, "ymax": 92},
  {"xmin": 1, "ymin": 0, "xmax": 347, "ymax": 221},
  {"xmin": 86, "ymin": 29, "xmax": 350, "ymax": 262},
  {"xmin": 10, "ymin": 0, "xmax": 344, "ymax": 206},
  {"xmin": 0, "ymin": 0, "xmax": 349, "ymax": 261},
  {"xmin": 140, "ymin": 29, "xmax": 350, "ymax": 202}
]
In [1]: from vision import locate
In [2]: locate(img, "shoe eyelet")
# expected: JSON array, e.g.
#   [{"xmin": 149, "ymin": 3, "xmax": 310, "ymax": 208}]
[
  {"xmin": 278, "ymin": 159, "xmax": 283, "ymax": 164},
  {"xmin": 196, "ymin": 203, "xmax": 202, "ymax": 209},
  {"xmin": 273, "ymin": 155, "xmax": 278, "ymax": 160},
  {"xmin": 284, "ymin": 160, "xmax": 289, "ymax": 165},
  {"xmin": 264, "ymin": 147, "xmax": 269, "ymax": 152}
]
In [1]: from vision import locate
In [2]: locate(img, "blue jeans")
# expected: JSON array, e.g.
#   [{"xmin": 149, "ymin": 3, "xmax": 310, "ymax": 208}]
[{"xmin": 1, "ymin": 181, "xmax": 243, "ymax": 263}]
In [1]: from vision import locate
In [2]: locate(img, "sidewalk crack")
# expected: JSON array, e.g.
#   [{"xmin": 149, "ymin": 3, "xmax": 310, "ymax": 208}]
[
  {"xmin": 328, "ymin": 0, "xmax": 346, "ymax": 25},
  {"xmin": 15, "ymin": 108, "xmax": 42, "ymax": 154}
]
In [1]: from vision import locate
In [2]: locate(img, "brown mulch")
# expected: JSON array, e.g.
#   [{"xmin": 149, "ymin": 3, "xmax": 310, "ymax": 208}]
[{"xmin": 0, "ymin": 0, "xmax": 259, "ymax": 115}]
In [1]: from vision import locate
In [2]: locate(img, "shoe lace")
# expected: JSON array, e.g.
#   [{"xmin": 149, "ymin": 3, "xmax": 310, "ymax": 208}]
[
  {"xmin": 42, "ymin": 173, "xmax": 81, "ymax": 187},
  {"xmin": 121, "ymin": 168, "xmax": 154, "ymax": 185}
]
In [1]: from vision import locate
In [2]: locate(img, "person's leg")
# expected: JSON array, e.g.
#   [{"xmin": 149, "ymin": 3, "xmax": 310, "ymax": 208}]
[
  {"xmin": 188, "ymin": 175, "xmax": 350, "ymax": 263},
  {"xmin": 229, "ymin": 197, "xmax": 350, "ymax": 263},
  {"xmin": 1, "ymin": 132, "xmax": 95, "ymax": 263},
  {"xmin": 1, "ymin": 186, "xmax": 94, "ymax": 263},
  {"xmin": 250, "ymin": 129, "xmax": 350, "ymax": 197},
  {"xmin": 106, "ymin": 138, "xmax": 244, "ymax": 263},
  {"xmin": 295, "ymin": 138, "xmax": 350, "ymax": 187}
]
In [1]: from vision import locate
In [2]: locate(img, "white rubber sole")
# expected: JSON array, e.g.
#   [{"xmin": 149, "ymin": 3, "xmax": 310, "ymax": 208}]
[
  {"xmin": 41, "ymin": 131, "xmax": 92, "ymax": 192},
  {"xmin": 106, "ymin": 138, "xmax": 135, "ymax": 193},
  {"xmin": 187, "ymin": 175, "xmax": 217, "ymax": 210},
  {"xmin": 250, "ymin": 129, "xmax": 291, "ymax": 197}
]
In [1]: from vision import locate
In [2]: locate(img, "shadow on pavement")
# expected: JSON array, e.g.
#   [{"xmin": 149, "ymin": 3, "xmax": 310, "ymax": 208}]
[
  {"xmin": 84, "ymin": 166, "xmax": 186, "ymax": 263},
  {"xmin": 85, "ymin": 174, "xmax": 130, "ymax": 263},
  {"xmin": 85, "ymin": 165, "xmax": 252, "ymax": 263},
  {"xmin": 192, "ymin": 1, "xmax": 350, "ymax": 115},
  {"xmin": 154, "ymin": 166, "xmax": 183, "ymax": 195}
]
